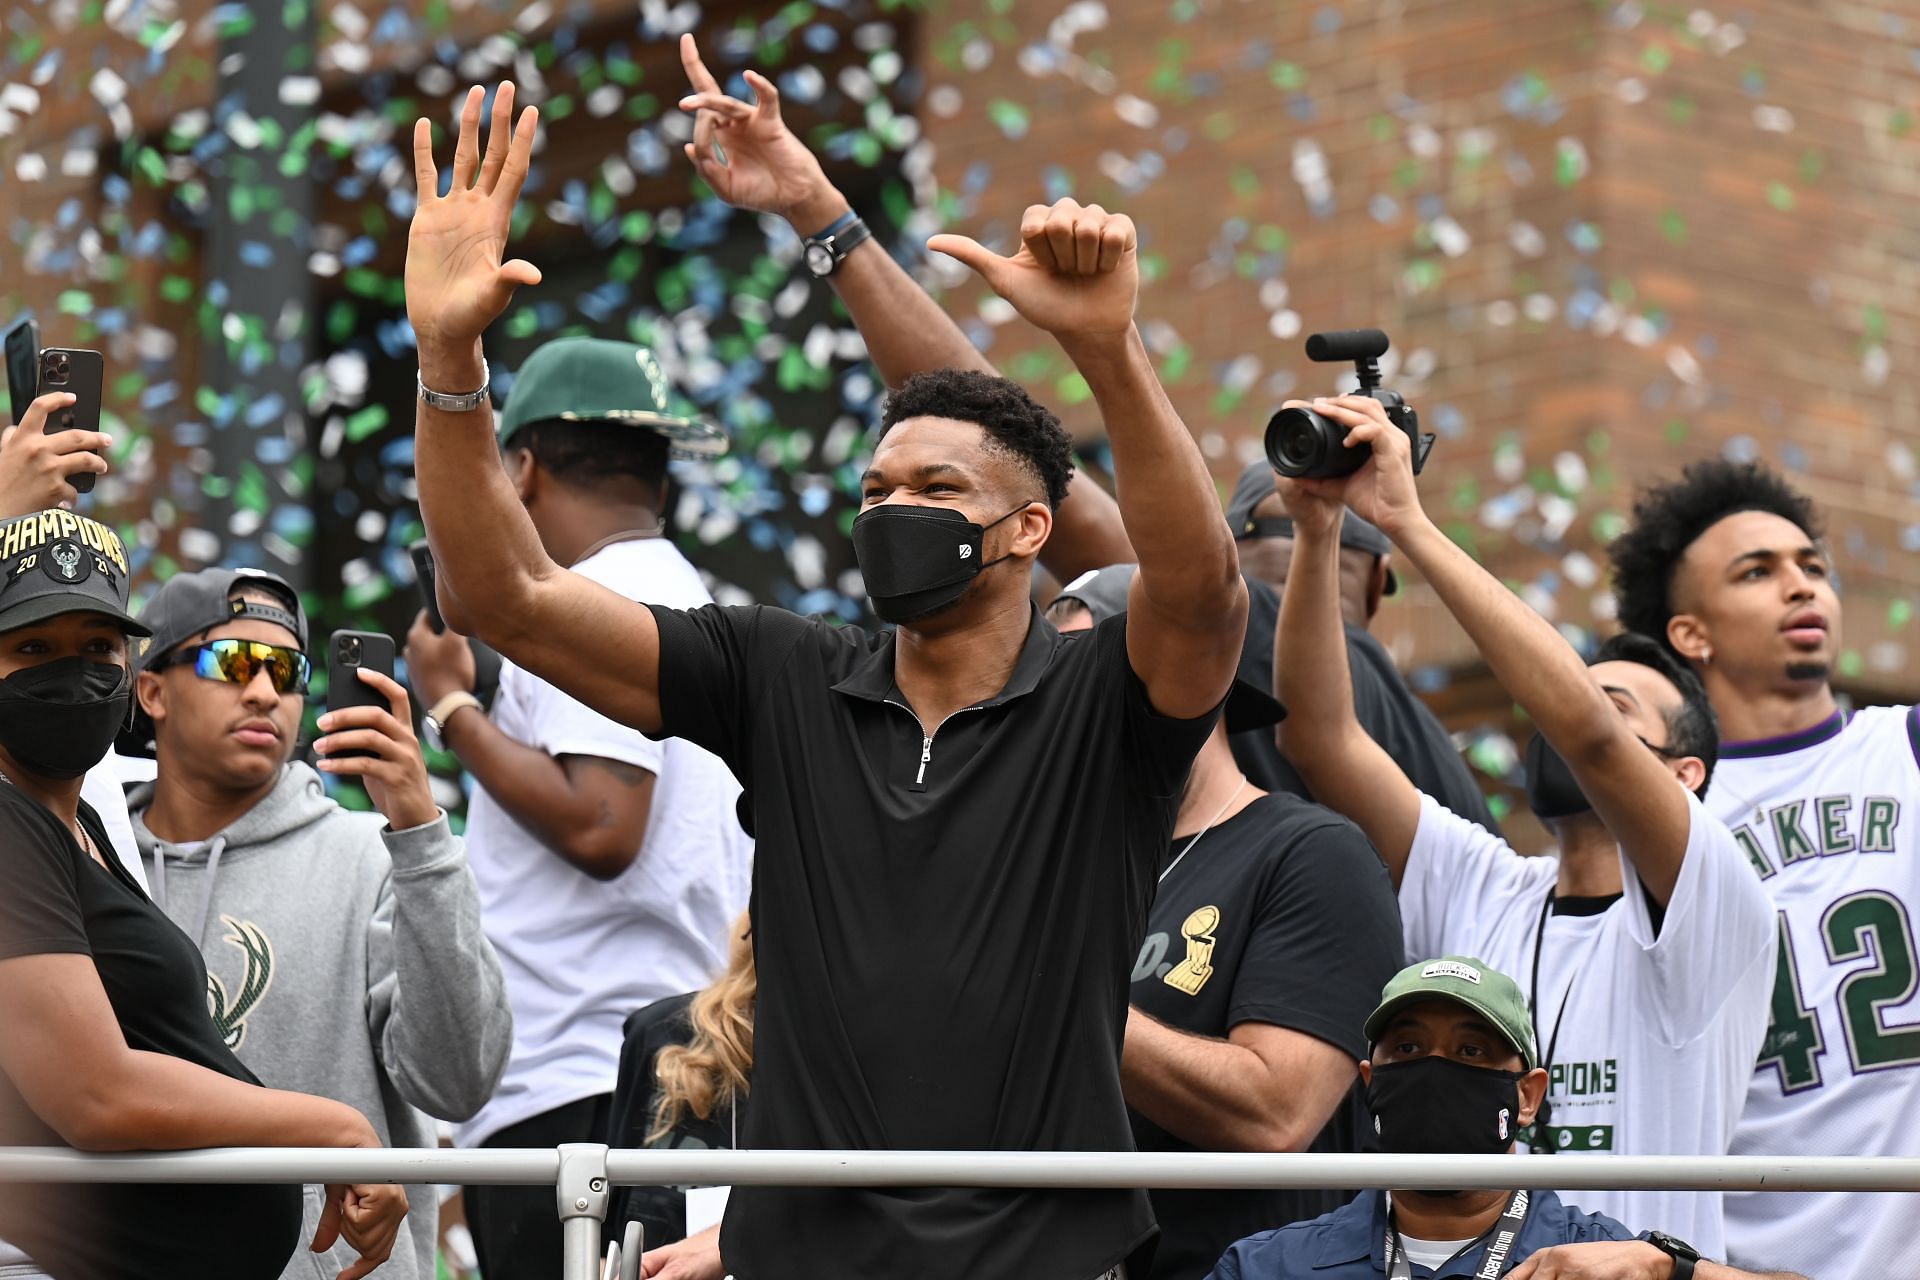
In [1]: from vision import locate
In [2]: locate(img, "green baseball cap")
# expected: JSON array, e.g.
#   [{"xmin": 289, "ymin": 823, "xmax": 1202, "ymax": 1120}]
[
  {"xmin": 1364, "ymin": 956, "xmax": 1538, "ymax": 1070},
  {"xmin": 496, "ymin": 337, "xmax": 729, "ymax": 460}
]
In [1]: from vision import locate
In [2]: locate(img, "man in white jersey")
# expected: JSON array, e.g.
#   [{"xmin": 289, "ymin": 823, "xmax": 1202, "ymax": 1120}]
[
  {"xmin": 1609, "ymin": 459, "xmax": 1919, "ymax": 1280},
  {"xmin": 402, "ymin": 337, "xmax": 753, "ymax": 1279},
  {"xmin": 1269, "ymin": 396, "xmax": 1774, "ymax": 1257}
]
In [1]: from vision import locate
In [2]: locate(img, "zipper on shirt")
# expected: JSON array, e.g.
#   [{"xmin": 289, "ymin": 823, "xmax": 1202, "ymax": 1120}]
[{"xmin": 885, "ymin": 698, "xmax": 984, "ymax": 792}]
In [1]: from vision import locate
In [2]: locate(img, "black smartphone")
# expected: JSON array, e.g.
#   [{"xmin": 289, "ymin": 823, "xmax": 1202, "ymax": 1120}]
[
  {"xmin": 38, "ymin": 346, "xmax": 102, "ymax": 495},
  {"xmin": 326, "ymin": 629, "xmax": 397, "ymax": 759},
  {"xmin": 408, "ymin": 540, "xmax": 446, "ymax": 634},
  {"xmin": 5, "ymin": 319, "xmax": 37, "ymax": 425}
]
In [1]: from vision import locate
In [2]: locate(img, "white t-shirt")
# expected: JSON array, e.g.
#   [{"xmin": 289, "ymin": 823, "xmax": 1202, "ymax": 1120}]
[
  {"xmin": 1399, "ymin": 789, "xmax": 1775, "ymax": 1254},
  {"xmin": 80, "ymin": 754, "xmax": 144, "ymax": 891},
  {"xmin": 1708, "ymin": 706, "xmax": 1920, "ymax": 1280},
  {"xmin": 456, "ymin": 539, "xmax": 754, "ymax": 1148}
]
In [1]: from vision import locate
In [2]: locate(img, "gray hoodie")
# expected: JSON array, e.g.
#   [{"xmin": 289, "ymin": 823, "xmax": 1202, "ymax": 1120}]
[{"xmin": 130, "ymin": 763, "xmax": 512, "ymax": 1280}]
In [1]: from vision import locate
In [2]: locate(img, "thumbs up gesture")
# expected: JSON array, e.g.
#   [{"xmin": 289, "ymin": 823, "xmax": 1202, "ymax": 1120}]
[{"xmin": 928, "ymin": 199, "xmax": 1138, "ymax": 339}]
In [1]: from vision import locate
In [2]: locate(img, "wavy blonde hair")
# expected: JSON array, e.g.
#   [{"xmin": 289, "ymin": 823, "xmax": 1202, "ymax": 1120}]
[{"xmin": 649, "ymin": 914, "xmax": 755, "ymax": 1145}]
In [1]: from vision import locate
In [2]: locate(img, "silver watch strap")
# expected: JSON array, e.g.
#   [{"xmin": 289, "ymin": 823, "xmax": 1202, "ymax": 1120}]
[{"xmin": 417, "ymin": 359, "xmax": 491, "ymax": 413}]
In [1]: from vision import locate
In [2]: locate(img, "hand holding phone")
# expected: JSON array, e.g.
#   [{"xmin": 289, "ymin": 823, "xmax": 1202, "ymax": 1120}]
[
  {"xmin": 0, "ymin": 390, "xmax": 113, "ymax": 516},
  {"xmin": 323, "ymin": 631, "xmax": 398, "ymax": 759},
  {"xmin": 33, "ymin": 348, "xmax": 103, "ymax": 495}
]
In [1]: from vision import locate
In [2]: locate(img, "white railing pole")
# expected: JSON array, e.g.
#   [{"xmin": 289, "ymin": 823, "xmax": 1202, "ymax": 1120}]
[
  {"xmin": 556, "ymin": 1144, "xmax": 611, "ymax": 1280},
  {"xmin": 7, "ymin": 1148, "xmax": 1920, "ymax": 1193}
]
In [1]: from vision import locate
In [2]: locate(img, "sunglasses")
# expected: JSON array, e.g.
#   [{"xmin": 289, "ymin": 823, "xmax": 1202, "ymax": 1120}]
[{"xmin": 157, "ymin": 639, "xmax": 311, "ymax": 696}]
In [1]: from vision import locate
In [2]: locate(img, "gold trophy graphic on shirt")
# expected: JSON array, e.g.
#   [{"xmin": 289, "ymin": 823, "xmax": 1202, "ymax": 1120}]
[{"xmin": 1163, "ymin": 905, "xmax": 1220, "ymax": 995}]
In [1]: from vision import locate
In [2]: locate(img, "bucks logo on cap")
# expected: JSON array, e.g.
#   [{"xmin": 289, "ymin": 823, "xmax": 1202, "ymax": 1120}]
[
  {"xmin": 496, "ymin": 337, "xmax": 729, "ymax": 460},
  {"xmin": 0, "ymin": 509, "xmax": 149, "ymax": 637}
]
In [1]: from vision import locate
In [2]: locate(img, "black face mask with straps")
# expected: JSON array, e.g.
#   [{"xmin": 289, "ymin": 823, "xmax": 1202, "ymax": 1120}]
[
  {"xmin": 850, "ymin": 502, "xmax": 1025, "ymax": 625},
  {"xmin": 0, "ymin": 656, "xmax": 131, "ymax": 780},
  {"xmin": 1366, "ymin": 1055, "xmax": 1528, "ymax": 1157}
]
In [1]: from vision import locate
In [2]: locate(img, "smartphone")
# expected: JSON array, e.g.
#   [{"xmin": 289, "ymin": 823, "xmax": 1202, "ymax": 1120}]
[
  {"xmin": 408, "ymin": 539, "xmax": 446, "ymax": 634},
  {"xmin": 326, "ymin": 629, "xmax": 397, "ymax": 759},
  {"xmin": 5, "ymin": 319, "xmax": 37, "ymax": 425},
  {"xmin": 38, "ymin": 346, "xmax": 102, "ymax": 494}
]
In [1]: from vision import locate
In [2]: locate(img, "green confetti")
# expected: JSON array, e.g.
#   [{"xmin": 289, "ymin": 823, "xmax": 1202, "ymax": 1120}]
[
  {"xmin": 345, "ymin": 406, "xmax": 389, "ymax": 442},
  {"xmin": 1766, "ymin": 180, "xmax": 1795, "ymax": 211}
]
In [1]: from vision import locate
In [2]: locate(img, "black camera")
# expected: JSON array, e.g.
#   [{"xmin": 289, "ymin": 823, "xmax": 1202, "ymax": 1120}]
[{"xmin": 1264, "ymin": 329, "xmax": 1435, "ymax": 479}]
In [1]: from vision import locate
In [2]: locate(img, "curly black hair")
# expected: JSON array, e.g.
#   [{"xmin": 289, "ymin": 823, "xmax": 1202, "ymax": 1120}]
[
  {"xmin": 1593, "ymin": 631, "xmax": 1719, "ymax": 796},
  {"xmin": 514, "ymin": 420, "xmax": 671, "ymax": 499},
  {"xmin": 1607, "ymin": 459, "xmax": 1822, "ymax": 656},
  {"xmin": 878, "ymin": 369, "xmax": 1075, "ymax": 509}
]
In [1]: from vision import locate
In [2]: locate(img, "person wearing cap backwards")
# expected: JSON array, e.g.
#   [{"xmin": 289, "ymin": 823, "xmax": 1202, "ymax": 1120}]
[
  {"xmin": 399, "ymin": 333, "xmax": 753, "ymax": 1279},
  {"xmin": 1048, "ymin": 565, "xmax": 1402, "ymax": 1280},
  {"xmin": 1222, "ymin": 459, "xmax": 1499, "ymax": 832},
  {"xmin": 1267, "ymin": 399, "xmax": 1775, "ymax": 1257},
  {"xmin": 1206, "ymin": 958, "xmax": 1806, "ymax": 1280},
  {"xmin": 0, "ymin": 510, "xmax": 408, "ymax": 1280},
  {"xmin": 114, "ymin": 566, "xmax": 510, "ymax": 1280},
  {"xmin": 407, "ymin": 86, "xmax": 1245, "ymax": 1280}
]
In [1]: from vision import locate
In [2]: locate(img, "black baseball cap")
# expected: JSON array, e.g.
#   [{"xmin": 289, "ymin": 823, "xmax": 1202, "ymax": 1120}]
[
  {"xmin": 1052, "ymin": 563, "xmax": 1286, "ymax": 733},
  {"xmin": 133, "ymin": 567, "xmax": 308, "ymax": 671},
  {"xmin": 1224, "ymin": 458, "xmax": 1399, "ymax": 595},
  {"xmin": 0, "ymin": 509, "xmax": 149, "ymax": 636}
]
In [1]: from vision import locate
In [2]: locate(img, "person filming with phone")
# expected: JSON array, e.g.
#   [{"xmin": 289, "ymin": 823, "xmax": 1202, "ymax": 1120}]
[{"xmin": 118, "ymin": 567, "xmax": 512, "ymax": 1280}]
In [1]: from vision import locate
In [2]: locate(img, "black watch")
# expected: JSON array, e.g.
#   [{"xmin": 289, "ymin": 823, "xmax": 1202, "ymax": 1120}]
[
  {"xmin": 803, "ymin": 212, "xmax": 872, "ymax": 278},
  {"xmin": 1646, "ymin": 1231, "xmax": 1698, "ymax": 1280}
]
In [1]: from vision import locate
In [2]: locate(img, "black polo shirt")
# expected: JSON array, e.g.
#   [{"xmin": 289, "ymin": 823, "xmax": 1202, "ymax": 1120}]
[{"xmin": 647, "ymin": 602, "xmax": 1220, "ymax": 1280}]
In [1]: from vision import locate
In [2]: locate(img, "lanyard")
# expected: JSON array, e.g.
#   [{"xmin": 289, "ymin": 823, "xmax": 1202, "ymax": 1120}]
[
  {"xmin": 1525, "ymin": 890, "xmax": 1608, "ymax": 1155},
  {"xmin": 1384, "ymin": 1189, "xmax": 1531, "ymax": 1280}
]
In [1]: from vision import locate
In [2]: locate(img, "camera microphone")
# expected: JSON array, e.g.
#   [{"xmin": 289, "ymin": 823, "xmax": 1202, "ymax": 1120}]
[{"xmin": 1302, "ymin": 329, "xmax": 1389, "ymax": 363}]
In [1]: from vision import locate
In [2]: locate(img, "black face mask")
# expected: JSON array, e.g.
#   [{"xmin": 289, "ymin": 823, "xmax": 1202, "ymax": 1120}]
[
  {"xmin": 851, "ymin": 503, "xmax": 1025, "ymax": 625},
  {"xmin": 0, "ymin": 656, "xmax": 132, "ymax": 780},
  {"xmin": 1366, "ymin": 1055, "xmax": 1527, "ymax": 1157},
  {"xmin": 1522, "ymin": 731, "xmax": 1591, "ymax": 821}
]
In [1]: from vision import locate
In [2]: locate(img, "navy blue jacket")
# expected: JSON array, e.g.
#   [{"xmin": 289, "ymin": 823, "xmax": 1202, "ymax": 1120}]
[{"xmin": 1205, "ymin": 1189, "xmax": 1638, "ymax": 1279}]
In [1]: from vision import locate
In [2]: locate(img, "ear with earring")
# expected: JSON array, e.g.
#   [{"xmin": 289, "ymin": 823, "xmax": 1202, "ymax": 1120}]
[{"xmin": 1699, "ymin": 646, "xmax": 1712, "ymax": 666}]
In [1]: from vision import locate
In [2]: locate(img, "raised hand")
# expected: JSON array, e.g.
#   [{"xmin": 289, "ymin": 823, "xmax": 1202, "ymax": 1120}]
[
  {"xmin": 406, "ymin": 83, "xmax": 541, "ymax": 362},
  {"xmin": 928, "ymin": 199, "xmax": 1138, "ymax": 339},
  {"xmin": 677, "ymin": 35, "xmax": 839, "ymax": 226},
  {"xmin": 0, "ymin": 391, "xmax": 109, "ymax": 515}
]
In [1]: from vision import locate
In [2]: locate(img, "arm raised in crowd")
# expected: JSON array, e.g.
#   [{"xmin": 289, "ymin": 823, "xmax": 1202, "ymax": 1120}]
[
  {"xmin": 932, "ymin": 205, "xmax": 1245, "ymax": 717},
  {"xmin": 1121, "ymin": 1011, "xmax": 1356, "ymax": 1152},
  {"xmin": 1305, "ymin": 397, "xmax": 1691, "ymax": 904},
  {"xmin": 0, "ymin": 392, "xmax": 111, "ymax": 516},
  {"xmin": 405, "ymin": 83, "xmax": 669, "ymax": 734},
  {"xmin": 677, "ymin": 35, "xmax": 1133, "ymax": 582},
  {"xmin": 1271, "ymin": 464, "xmax": 1423, "ymax": 883}
]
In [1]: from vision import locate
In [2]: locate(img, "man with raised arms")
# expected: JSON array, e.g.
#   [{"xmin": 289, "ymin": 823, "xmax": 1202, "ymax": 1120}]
[{"xmin": 404, "ymin": 84, "xmax": 1246, "ymax": 1280}]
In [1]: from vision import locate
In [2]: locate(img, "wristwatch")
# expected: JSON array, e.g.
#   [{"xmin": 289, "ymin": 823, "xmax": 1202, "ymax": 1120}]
[
  {"xmin": 416, "ymin": 359, "xmax": 491, "ymax": 413},
  {"xmin": 422, "ymin": 690, "xmax": 483, "ymax": 750},
  {"xmin": 803, "ymin": 211, "xmax": 872, "ymax": 278},
  {"xmin": 1646, "ymin": 1232, "xmax": 1698, "ymax": 1280}
]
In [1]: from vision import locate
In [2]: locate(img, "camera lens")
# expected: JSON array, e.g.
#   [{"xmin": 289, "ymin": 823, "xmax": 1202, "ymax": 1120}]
[
  {"xmin": 342, "ymin": 636, "xmax": 362, "ymax": 663},
  {"xmin": 1264, "ymin": 404, "xmax": 1372, "ymax": 479}
]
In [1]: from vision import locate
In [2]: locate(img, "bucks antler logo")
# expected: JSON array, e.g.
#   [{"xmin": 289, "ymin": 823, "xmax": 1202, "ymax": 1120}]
[{"xmin": 206, "ymin": 916, "xmax": 275, "ymax": 1050}]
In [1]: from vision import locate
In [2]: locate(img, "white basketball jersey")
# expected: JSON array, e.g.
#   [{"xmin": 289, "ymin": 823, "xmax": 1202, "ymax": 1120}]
[{"xmin": 1706, "ymin": 705, "xmax": 1920, "ymax": 1280}]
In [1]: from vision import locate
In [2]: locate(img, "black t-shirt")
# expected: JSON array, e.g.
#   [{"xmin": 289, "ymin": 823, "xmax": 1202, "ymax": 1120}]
[
  {"xmin": 1128, "ymin": 793, "xmax": 1403, "ymax": 1280},
  {"xmin": 604, "ymin": 992, "xmax": 741, "ymax": 1251},
  {"xmin": 647, "ymin": 603, "xmax": 1218, "ymax": 1280},
  {"xmin": 0, "ymin": 783, "xmax": 302, "ymax": 1280},
  {"xmin": 1231, "ymin": 580, "xmax": 1501, "ymax": 834}
]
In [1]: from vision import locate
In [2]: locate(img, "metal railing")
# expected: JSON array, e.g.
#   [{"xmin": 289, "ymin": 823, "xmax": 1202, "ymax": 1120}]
[{"xmin": 6, "ymin": 1148, "xmax": 1919, "ymax": 1279}]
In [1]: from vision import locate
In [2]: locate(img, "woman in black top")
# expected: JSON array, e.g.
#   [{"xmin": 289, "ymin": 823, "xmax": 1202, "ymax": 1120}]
[{"xmin": 0, "ymin": 508, "xmax": 407, "ymax": 1280}]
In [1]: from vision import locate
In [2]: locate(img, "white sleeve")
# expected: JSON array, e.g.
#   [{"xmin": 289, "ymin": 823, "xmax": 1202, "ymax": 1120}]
[
  {"xmin": 520, "ymin": 676, "xmax": 664, "ymax": 774},
  {"xmin": 1614, "ymin": 791, "xmax": 1777, "ymax": 1045},
  {"xmin": 1401, "ymin": 793, "xmax": 1556, "ymax": 962},
  {"xmin": 81, "ymin": 756, "xmax": 146, "ymax": 892}
]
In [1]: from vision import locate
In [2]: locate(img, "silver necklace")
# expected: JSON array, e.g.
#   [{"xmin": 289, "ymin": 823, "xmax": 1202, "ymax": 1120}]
[
  {"xmin": 1159, "ymin": 778, "xmax": 1250, "ymax": 884},
  {"xmin": 0, "ymin": 761, "xmax": 98, "ymax": 860},
  {"xmin": 574, "ymin": 521, "xmax": 664, "ymax": 564}
]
